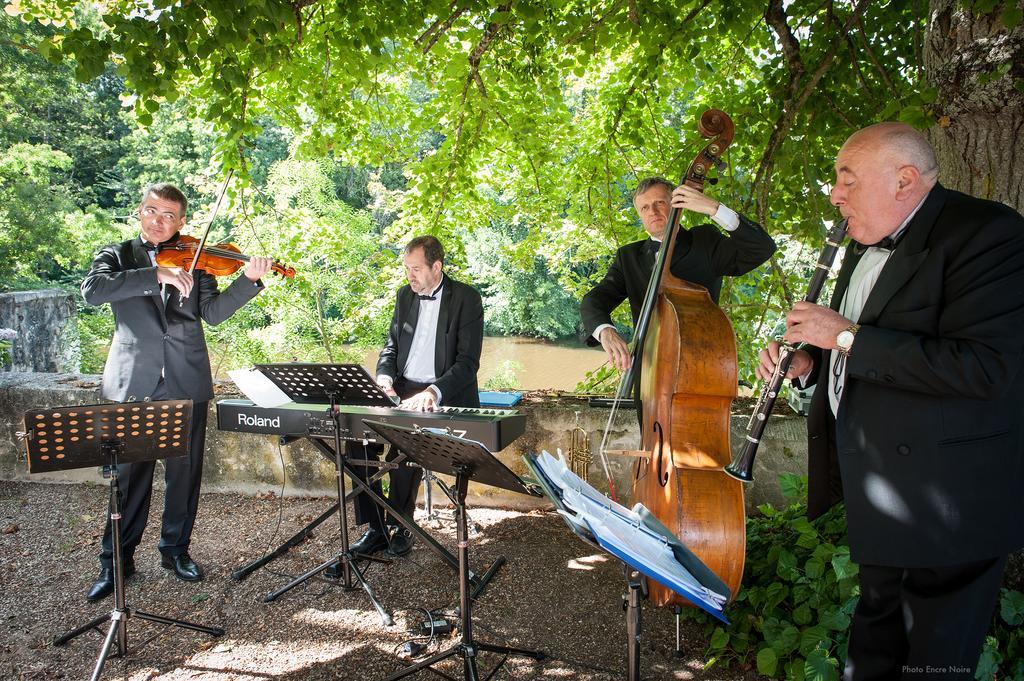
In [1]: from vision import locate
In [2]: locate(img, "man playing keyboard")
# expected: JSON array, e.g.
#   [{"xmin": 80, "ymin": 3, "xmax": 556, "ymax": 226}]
[{"xmin": 345, "ymin": 235, "xmax": 484, "ymax": 557}]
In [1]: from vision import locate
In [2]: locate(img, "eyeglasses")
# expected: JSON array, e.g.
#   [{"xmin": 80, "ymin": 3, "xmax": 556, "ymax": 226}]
[{"xmin": 140, "ymin": 206, "xmax": 181, "ymax": 222}]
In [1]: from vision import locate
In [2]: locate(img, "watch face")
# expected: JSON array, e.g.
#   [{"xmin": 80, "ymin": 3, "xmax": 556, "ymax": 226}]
[{"xmin": 837, "ymin": 331, "xmax": 854, "ymax": 349}]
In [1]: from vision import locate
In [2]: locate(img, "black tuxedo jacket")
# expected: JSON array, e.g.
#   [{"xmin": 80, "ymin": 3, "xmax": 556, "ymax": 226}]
[
  {"xmin": 81, "ymin": 236, "xmax": 262, "ymax": 402},
  {"xmin": 579, "ymin": 215, "xmax": 776, "ymax": 344},
  {"xmin": 377, "ymin": 275, "xmax": 483, "ymax": 408},
  {"xmin": 804, "ymin": 184, "xmax": 1024, "ymax": 567}
]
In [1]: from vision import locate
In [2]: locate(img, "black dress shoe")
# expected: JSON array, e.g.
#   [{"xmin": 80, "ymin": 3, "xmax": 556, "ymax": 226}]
[
  {"xmin": 348, "ymin": 528, "xmax": 389, "ymax": 556},
  {"xmin": 387, "ymin": 528, "xmax": 414, "ymax": 557},
  {"xmin": 161, "ymin": 553, "xmax": 203, "ymax": 582},
  {"xmin": 86, "ymin": 560, "xmax": 135, "ymax": 601}
]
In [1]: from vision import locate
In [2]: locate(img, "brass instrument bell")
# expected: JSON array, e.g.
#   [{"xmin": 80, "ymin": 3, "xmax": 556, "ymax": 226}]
[{"xmin": 568, "ymin": 411, "xmax": 592, "ymax": 481}]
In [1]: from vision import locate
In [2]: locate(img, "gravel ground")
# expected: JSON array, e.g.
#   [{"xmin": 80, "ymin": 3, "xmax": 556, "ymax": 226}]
[{"xmin": 1, "ymin": 479, "xmax": 760, "ymax": 680}]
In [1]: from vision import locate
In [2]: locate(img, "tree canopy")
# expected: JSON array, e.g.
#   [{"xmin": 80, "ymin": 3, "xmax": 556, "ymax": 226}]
[{"xmin": 4, "ymin": 0, "xmax": 1022, "ymax": 380}]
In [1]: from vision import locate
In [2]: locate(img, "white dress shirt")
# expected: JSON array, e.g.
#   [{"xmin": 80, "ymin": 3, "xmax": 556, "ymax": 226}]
[
  {"xmin": 380, "ymin": 279, "xmax": 444, "ymax": 403},
  {"xmin": 828, "ymin": 198, "xmax": 927, "ymax": 415}
]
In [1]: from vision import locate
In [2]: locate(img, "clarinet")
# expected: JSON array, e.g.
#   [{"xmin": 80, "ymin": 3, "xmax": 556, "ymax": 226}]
[{"xmin": 725, "ymin": 218, "xmax": 848, "ymax": 483}]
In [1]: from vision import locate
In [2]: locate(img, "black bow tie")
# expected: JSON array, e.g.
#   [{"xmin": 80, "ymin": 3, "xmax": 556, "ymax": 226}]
[
  {"xmin": 645, "ymin": 239, "xmax": 661, "ymax": 255},
  {"xmin": 141, "ymin": 233, "xmax": 179, "ymax": 252},
  {"xmin": 853, "ymin": 234, "xmax": 902, "ymax": 255},
  {"xmin": 417, "ymin": 282, "xmax": 443, "ymax": 301},
  {"xmin": 870, "ymin": 235, "xmax": 899, "ymax": 250}
]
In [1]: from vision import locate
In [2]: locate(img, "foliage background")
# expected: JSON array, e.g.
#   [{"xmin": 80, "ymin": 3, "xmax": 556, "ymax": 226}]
[{"xmin": 2, "ymin": 0, "xmax": 969, "ymax": 385}]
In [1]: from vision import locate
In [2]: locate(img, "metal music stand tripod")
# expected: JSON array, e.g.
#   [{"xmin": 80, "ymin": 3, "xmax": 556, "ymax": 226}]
[
  {"xmin": 365, "ymin": 421, "xmax": 546, "ymax": 681},
  {"xmin": 253, "ymin": 363, "xmax": 394, "ymax": 625},
  {"xmin": 20, "ymin": 400, "xmax": 223, "ymax": 681}
]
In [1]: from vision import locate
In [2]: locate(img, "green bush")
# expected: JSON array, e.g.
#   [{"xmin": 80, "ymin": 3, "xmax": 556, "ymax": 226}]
[
  {"xmin": 976, "ymin": 588, "xmax": 1024, "ymax": 680},
  {"xmin": 482, "ymin": 360, "xmax": 522, "ymax": 391},
  {"xmin": 688, "ymin": 474, "xmax": 856, "ymax": 681},
  {"xmin": 686, "ymin": 474, "xmax": 1023, "ymax": 681}
]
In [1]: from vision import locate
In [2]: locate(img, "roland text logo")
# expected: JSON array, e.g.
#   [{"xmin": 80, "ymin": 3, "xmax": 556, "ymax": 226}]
[{"xmin": 238, "ymin": 412, "xmax": 280, "ymax": 429}]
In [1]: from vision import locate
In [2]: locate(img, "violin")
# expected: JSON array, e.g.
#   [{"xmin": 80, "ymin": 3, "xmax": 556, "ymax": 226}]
[{"xmin": 156, "ymin": 234, "xmax": 295, "ymax": 279}]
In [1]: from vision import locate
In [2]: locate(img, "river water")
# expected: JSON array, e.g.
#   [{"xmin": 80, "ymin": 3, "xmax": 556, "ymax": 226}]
[{"xmin": 353, "ymin": 336, "xmax": 607, "ymax": 391}]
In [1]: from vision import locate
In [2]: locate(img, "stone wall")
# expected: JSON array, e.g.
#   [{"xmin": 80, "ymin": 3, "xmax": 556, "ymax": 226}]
[
  {"xmin": 0, "ymin": 289, "xmax": 79, "ymax": 373},
  {"xmin": 0, "ymin": 372, "xmax": 809, "ymax": 511}
]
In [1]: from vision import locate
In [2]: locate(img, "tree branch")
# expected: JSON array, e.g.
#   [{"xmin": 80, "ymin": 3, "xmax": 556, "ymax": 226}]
[
  {"xmin": 418, "ymin": 3, "xmax": 468, "ymax": 54},
  {"xmin": 745, "ymin": 0, "xmax": 871, "ymax": 213},
  {"xmin": 855, "ymin": 14, "xmax": 898, "ymax": 95}
]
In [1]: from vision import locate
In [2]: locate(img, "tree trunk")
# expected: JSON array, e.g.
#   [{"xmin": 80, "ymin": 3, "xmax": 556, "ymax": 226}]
[{"xmin": 925, "ymin": 0, "xmax": 1024, "ymax": 212}]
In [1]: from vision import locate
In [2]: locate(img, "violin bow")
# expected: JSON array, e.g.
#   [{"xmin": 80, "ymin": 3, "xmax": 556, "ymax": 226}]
[{"xmin": 179, "ymin": 169, "xmax": 234, "ymax": 307}]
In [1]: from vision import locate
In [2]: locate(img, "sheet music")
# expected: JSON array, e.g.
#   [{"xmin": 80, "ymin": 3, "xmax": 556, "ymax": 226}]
[
  {"xmin": 228, "ymin": 368, "xmax": 292, "ymax": 408},
  {"xmin": 528, "ymin": 449, "xmax": 729, "ymax": 622},
  {"xmin": 537, "ymin": 451, "xmax": 634, "ymax": 518}
]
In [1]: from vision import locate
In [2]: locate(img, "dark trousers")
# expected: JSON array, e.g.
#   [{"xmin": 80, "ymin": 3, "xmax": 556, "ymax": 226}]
[
  {"xmin": 347, "ymin": 377, "xmax": 429, "ymax": 533},
  {"xmin": 844, "ymin": 555, "xmax": 1008, "ymax": 681},
  {"xmin": 100, "ymin": 381, "xmax": 208, "ymax": 567}
]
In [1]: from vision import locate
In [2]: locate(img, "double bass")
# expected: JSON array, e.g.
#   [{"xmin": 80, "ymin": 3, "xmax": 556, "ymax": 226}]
[{"xmin": 610, "ymin": 109, "xmax": 746, "ymax": 607}]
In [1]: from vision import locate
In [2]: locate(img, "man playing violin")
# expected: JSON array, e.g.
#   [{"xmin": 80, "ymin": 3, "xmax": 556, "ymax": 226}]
[
  {"xmin": 341, "ymin": 235, "xmax": 484, "ymax": 559},
  {"xmin": 758, "ymin": 123, "xmax": 1024, "ymax": 679},
  {"xmin": 580, "ymin": 177, "xmax": 776, "ymax": 369},
  {"xmin": 81, "ymin": 183, "xmax": 273, "ymax": 600}
]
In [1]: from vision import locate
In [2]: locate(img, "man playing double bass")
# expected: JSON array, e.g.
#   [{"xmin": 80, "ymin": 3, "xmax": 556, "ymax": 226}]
[{"xmin": 580, "ymin": 177, "xmax": 776, "ymax": 368}]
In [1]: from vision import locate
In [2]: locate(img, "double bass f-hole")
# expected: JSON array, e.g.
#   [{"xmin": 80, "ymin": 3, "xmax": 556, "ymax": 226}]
[
  {"xmin": 652, "ymin": 421, "xmax": 668, "ymax": 486},
  {"xmin": 633, "ymin": 421, "xmax": 666, "ymax": 485}
]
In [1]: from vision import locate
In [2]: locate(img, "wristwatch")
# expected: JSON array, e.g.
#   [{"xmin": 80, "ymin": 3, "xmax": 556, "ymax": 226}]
[{"xmin": 836, "ymin": 323, "xmax": 860, "ymax": 356}]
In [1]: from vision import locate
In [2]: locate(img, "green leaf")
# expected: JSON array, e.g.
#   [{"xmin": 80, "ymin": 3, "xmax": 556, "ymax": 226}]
[
  {"xmin": 897, "ymin": 105, "xmax": 929, "ymax": 128},
  {"xmin": 799, "ymin": 624, "xmax": 829, "ymax": 656},
  {"xmin": 974, "ymin": 636, "xmax": 1001, "ymax": 680},
  {"xmin": 777, "ymin": 549, "xmax": 799, "ymax": 580},
  {"xmin": 1000, "ymin": 589, "xmax": 1024, "ymax": 626},
  {"xmin": 709, "ymin": 626, "xmax": 729, "ymax": 650},
  {"xmin": 804, "ymin": 649, "xmax": 839, "ymax": 681},
  {"xmin": 775, "ymin": 624, "xmax": 801, "ymax": 654},
  {"xmin": 831, "ymin": 547, "xmax": 857, "ymax": 580},
  {"xmin": 756, "ymin": 647, "xmax": 778, "ymax": 676},
  {"xmin": 818, "ymin": 608, "xmax": 850, "ymax": 631},
  {"xmin": 779, "ymin": 473, "xmax": 804, "ymax": 500},
  {"xmin": 1004, "ymin": 6, "xmax": 1024, "ymax": 29}
]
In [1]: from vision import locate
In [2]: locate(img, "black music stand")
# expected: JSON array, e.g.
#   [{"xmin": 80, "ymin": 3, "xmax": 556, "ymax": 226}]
[
  {"xmin": 365, "ymin": 421, "xmax": 546, "ymax": 681},
  {"xmin": 523, "ymin": 452, "xmax": 730, "ymax": 681},
  {"xmin": 251, "ymin": 364, "xmax": 393, "ymax": 625},
  {"xmin": 255, "ymin": 362, "xmax": 399, "ymax": 406},
  {"xmin": 20, "ymin": 400, "xmax": 223, "ymax": 681}
]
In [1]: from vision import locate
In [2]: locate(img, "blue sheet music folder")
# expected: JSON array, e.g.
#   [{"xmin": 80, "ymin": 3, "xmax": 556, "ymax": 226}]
[{"xmin": 524, "ymin": 451, "xmax": 731, "ymax": 624}]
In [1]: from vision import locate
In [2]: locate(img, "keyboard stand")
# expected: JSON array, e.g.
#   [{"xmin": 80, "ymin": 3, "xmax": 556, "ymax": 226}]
[
  {"xmin": 235, "ymin": 435, "xmax": 502, "ymax": 596},
  {"xmin": 230, "ymin": 440, "xmax": 397, "ymax": 582}
]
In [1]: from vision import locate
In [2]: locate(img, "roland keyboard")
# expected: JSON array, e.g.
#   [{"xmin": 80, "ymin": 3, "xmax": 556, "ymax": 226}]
[{"xmin": 215, "ymin": 399, "xmax": 526, "ymax": 452}]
